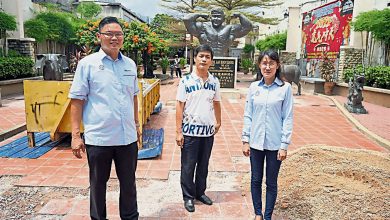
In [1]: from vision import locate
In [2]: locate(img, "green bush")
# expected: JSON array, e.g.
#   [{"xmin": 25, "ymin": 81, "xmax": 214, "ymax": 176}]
[
  {"xmin": 343, "ymin": 65, "xmax": 390, "ymax": 89},
  {"xmin": 7, "ymin": 49, "xmax": 21, "ymax": 57},
  {"xmin": 0, "ymin": 57, "xmax": 34, "ymax": 80}
]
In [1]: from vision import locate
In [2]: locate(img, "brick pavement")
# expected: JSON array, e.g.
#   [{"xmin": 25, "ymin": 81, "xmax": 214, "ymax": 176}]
[
  {"xmin": 0, "ymin": 95, "xmax": 25, "ymax": 134},
  {"xmin": 0, "ymin": 73, "xmax": 388, "ymax": 219},
  {"xmin": 334, "ymin": 95, "xmax": 390, "ymax": 141}
]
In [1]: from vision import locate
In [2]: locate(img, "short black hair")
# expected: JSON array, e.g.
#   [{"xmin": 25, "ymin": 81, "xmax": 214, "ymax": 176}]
[
  {"xmin": 211, "ymin": 8, "xmax": 224, "ymax": 15},
  {"xmin": 98, "ymin": 17, "xmax": 121, "ymax": 32},
  {"xmin": 194, "ymin": 44, "xmax": 214, "ymax": 59}
]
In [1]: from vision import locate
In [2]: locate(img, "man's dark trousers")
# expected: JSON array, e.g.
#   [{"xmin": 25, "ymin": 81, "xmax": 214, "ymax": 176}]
[
  {"xmin": 176, "ymin": 68, "xmax": 182, "ymax": 78},
  {"xmin": 86, "ymin": 142, "xmax": 139, "ymax": 220},
  {"xmin": 181, "ymin": 135, "xmax": 214, "ymax": 201}
]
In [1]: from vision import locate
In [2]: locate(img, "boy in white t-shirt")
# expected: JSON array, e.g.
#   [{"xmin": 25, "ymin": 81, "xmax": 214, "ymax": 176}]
[{"xmin": 176, "ymin": 45, "xmax": 222, "ymax": 212}]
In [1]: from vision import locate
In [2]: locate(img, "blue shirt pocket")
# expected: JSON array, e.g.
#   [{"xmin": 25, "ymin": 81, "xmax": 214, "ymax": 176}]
[{"xmin": 121, "ymin": 75, "xmax": 136, "ymax": 95}]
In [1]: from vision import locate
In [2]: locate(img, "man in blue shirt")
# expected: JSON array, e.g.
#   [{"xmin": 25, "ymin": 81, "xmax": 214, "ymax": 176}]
[{"xmin": 69, "ymin": 17, "xmax": 140, "ymax": 220}]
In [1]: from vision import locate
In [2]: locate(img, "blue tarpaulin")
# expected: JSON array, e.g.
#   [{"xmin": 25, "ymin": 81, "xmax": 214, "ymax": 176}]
[
  {"xmin": 0, "ymin": 133, "xmax": 59, "ymax": 159},
  {"xmin": 0, "ymin": 128, "xmax": 164, "ymax": 159},
  {"xmin": 138, "ymin": 128, "xmax": 164, "ymax": 159}
]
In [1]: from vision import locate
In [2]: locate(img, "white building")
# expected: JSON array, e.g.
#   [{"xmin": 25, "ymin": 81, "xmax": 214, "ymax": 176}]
[{"xmin": 76, "ymin": 0, "xmax": 146, "ymax": 23}]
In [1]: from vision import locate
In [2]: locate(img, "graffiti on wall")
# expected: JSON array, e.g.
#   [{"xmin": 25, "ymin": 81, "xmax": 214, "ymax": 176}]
[{"xmin": 301, "ymin": 0, "xmax": 354, "ymax": 60}]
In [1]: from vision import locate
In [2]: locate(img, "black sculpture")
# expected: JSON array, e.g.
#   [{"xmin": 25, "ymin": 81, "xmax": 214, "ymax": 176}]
[
  {"xmin": 36, "ymin": 54, "xmax": 67, "ymax": 81},
  {"xmin": 281, "ymin": 65, "xmax": 302, "ymax": 95},
  {"xmin": 345, "ymin": 73, "xmax": 367, "ymax": 114},
  {"xmin": 183, "ymin": 8, "xmax": 253, "ymax": 57}
]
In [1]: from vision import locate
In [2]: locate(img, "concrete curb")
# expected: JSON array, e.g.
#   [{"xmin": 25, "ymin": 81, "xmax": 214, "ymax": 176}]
[
  {"xmin": 0, "ymin": 123, "xmax": 26, "ymax": 142},
  {"xmin": 321, "ymin": 94, "xmax": 390, "ymax": 150}
]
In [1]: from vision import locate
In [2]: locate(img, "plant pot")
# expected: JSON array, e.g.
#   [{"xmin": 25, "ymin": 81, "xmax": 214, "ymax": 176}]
[
  {"xmin": 324, "ymin": 82, "xmax": 336, "ymax": 95},
  {"xmin": 162, "ymin": 68, "xmax": 167, "ymax": 74}
]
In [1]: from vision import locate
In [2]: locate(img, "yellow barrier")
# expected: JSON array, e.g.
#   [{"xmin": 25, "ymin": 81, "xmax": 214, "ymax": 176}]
[{"xmin": 24, "ymin": 79, "xmax": 160, "ymax": 147}]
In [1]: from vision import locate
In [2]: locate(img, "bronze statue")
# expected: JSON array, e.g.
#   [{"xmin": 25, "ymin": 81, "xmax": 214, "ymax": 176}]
[
  {"xmin": 184, "ymin": 9, "xmax": 253, "ymax": 57},
  {"xmin": 345, "ymin": 74, "xmax": 367, "ymax": 114}
]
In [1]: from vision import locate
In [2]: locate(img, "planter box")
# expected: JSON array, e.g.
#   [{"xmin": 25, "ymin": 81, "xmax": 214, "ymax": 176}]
[
  {"xmin": 300, "ymin": 77, "xmax": 325, "ymax": 94},
  {"xmin": 300, "ymin": 77, "xmax": 389, "ymax": 108},
  {"xmin": 334, "ymin": 82, "xmax": 390, "ymax": 108},
  {"xmin": 0, "ymin": 76, "xmax": 42, "ymax": 97}
]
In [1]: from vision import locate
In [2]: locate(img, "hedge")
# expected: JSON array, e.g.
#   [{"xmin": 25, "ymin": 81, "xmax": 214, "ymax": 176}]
[
  {"xmin": 343, "ymin": 65, "xmax": 390, "ymax": 89},
  {"xmin": 0, "ymin": 57, "xmax": 34, "ymax": 80}
]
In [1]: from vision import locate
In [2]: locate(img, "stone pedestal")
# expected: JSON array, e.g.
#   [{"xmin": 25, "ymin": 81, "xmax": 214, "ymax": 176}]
[
  {"xmin": 344, "ymin": 103, "xmax": 367, "ymax": 114},
  {"xmin": 209, "ymin": 57, "xmax": 237, "ymax": 88}
]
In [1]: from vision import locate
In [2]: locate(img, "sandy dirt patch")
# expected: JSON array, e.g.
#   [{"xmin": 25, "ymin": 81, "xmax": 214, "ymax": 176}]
[{"xmin": 241, "ymin": 145, "xmax": 390, "ymax": 219}]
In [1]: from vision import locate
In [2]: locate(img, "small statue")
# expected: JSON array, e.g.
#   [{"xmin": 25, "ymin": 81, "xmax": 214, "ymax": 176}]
[
  {"xmin": 183, "ymin": 8, "xmax": 253, "ymax": 57},
  {"xmin": 345, "ymin": 73, "xmax": 367, "ymax": 114}
]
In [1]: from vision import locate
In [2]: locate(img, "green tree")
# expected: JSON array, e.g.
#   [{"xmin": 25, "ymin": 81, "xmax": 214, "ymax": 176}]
[
  {"xmin": 161, "ymin": 0, "xmax": 208, "ymax": 14},
  {"xmin": 75, "ymin": 19, "xmax": 100, "ymax": 50},
  {"xmin": 352, "ymin": 8, "xmax": 390, "ymax": 65},
  {"xmin": 24, "ymin": 19, "xmax": 49, "ymax": 43},
  {"xmin": 255, "ymin": 32, "xmax": 286, "ymax": 52},
  {"xmin": 150, "ymin": 14, "xmax": 185, "ymax": 47},
  {"xmin": 40, "ymin": 3, "xmax": 62, "ymax": 12},
  {"xmin": 207, "ymin": 0, "xmax": 281, "ymax": 24},
  {"xmin": 122, "ymin": 21, "xmax": 168, "ymax": 76},
  {"xmin": 76, "ymin": 2, "xmax": 102, "ymax": 19},
  {"xmin": 36, "ymin": 12, "xmax": 75, "ymax": 44},
  {"xmin": 30, "ymin": 12, "xmax": 76, "ymax": 53},
  {"xmin": 75, "ymin": 19, "xmax": 168, "ymax": 76},
  {"xmin": 0, "ymin": 11, "xmax": 17, "ymax": 56}
]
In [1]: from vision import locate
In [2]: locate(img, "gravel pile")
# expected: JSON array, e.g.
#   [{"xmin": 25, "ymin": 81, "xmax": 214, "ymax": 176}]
[{"xmin": 0, "ymin": 176, "xmax": 88, "ymax": 219}]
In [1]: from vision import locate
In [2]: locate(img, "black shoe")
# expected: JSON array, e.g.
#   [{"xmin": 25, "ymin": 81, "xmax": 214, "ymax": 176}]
[
  {"xmin": 197, "ymin": 194, "xmax": 213, "ymax": 205},
  {"xmin": 184, "ymin": 199, "xmax": 195, "ymax": 212}
]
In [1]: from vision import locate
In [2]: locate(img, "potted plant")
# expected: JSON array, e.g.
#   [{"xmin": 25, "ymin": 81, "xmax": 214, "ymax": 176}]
[
  {"xmin": 179, "ymin": 57, "xmax": 186, "ymax": 69},
  {"xmin": 160, "ymin": 56, "xmax": 169, "ymax": 74},
  {"xmin": 241, "ymin": 58, "xmax": 253, "ymax": 74},
  {"xmin": 320, "ymin": 53, "xmax": 336, "ymax": 95}
]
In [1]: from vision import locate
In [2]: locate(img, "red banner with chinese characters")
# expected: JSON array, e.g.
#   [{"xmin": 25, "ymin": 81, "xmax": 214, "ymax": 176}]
[{"xmin": 301, "ymin": 0, "xmax": 354, "ymax": 59}]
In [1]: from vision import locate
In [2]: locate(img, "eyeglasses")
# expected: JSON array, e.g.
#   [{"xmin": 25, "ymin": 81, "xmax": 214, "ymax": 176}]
[
  {"xmin": 260, "ymin": 61, "xmax": 277, "ymax": 68},
  {"xmin": 99, "ymin": 32, "xmax": 124, "ymax": 38}
]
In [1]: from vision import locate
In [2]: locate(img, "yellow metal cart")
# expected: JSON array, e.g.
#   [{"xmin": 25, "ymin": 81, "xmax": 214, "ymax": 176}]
[{"xmin": 23, "ymin": 79, "xmax": 160, "ymax": 148}]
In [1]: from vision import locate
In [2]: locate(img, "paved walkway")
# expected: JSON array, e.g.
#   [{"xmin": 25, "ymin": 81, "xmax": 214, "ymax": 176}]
[
  {"xmin": 0, "ymin": 95, "xmax": 25, "ymax": 135},
  {"xmin": 0, "ymin": 72, "xmax": 388, "ymax": 219}
]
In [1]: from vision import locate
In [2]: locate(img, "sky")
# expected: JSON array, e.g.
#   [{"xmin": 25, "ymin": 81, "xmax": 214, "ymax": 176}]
[{"xmin": 120, "ymin": 0, "xmax": 165, "ymax": 19}]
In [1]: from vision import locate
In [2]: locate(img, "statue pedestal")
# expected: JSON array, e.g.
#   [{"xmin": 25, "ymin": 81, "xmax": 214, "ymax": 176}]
[
  {"xmin": 344, "ymin": 103, "xmax": 367, "ymax": 114},
  {"xmin": 220, "ymin": 88, "xmax": 241, "ymax": 99},
  {"xmin": 209, "ymin": 57, "xmax": 238, "ymax": 89}
]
